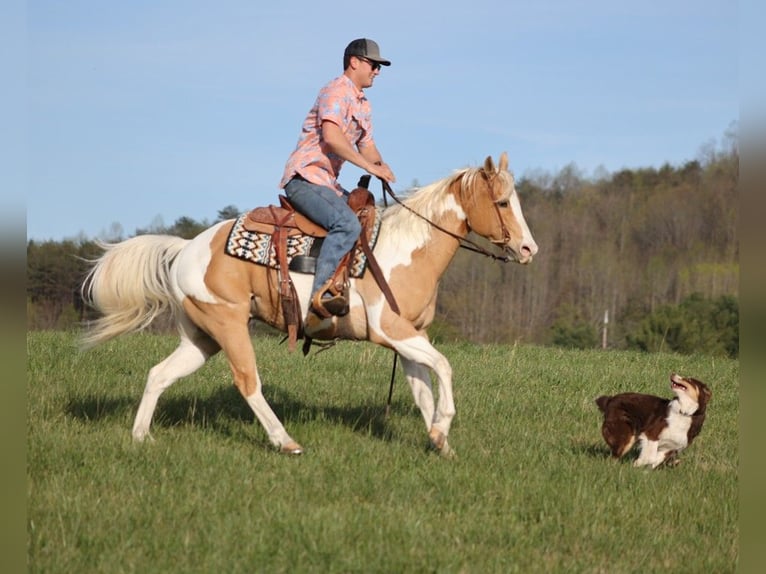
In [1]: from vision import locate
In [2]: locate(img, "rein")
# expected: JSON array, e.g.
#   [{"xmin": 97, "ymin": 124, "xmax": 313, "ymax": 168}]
[{"xmin": 378, "ymin": 179, "xmax": 514, "ymax": 263}]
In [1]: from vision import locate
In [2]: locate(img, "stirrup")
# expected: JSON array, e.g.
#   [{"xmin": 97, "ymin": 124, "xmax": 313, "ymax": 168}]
[{"xmin": 310, "ymin": 284, "xmax": 349, "ymax": 318}]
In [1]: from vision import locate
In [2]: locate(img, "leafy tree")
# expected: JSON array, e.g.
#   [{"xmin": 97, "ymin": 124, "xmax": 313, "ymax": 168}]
[
  {"xmin": 551, "ymin": 321, "xmax": 598, "ymax": 350},
  {"xmin": 27, "ymin": 239, "xmax": 102, "ymax": 329},
  {"xmin": 216, "ymin": 205, "xmax": 241, "ymax": 222},
  {"xmin": 548, "ymin": 304, "xmax": 598, "ymax": 349},
  {"xmin": 625, "ymin": 293, "xmax": 738, "ymax": 358},
  {"xmin": 708, "ymin": 294, "xmax": 739, "ymax": 357},
  {"xmin": 166, "ymin": 216, "xmax": 207, "ymax": 239}
]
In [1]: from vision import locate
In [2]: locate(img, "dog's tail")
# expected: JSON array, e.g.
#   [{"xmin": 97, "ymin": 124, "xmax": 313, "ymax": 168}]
[{"xmin": 595, "ymin": 395, "xmax": 612, "ymax": 413}]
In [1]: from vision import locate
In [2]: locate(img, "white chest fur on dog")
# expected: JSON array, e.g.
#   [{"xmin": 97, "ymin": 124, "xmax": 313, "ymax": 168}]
[
  {"xmin": 658, "ymin": 406, "xmax": 693, "ymax": 450},
  {"xmin": 635, "ymin": 400, "xmax": 693, "ymax": 468}
]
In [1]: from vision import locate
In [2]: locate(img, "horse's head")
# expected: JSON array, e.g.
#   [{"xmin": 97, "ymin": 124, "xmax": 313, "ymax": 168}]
[{"xmin": 459, "ymin": 152, "xmax": 538, "ymax": 264}]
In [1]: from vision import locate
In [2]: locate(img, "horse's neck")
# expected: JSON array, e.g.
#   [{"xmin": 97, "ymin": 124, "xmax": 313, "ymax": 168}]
[
  {"xmin": 415, "ymin": 225, "xmax": 463, "ymax": 272},
  {"xmin": 379, "ymin": 196, "xmax": 467, "ymax": 289},
  {"xmin": 416, "ymin": 187, "xmax": 468, "ymax": 265}
]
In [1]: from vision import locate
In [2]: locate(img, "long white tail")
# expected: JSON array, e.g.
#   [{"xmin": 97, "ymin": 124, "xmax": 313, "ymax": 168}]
[{"xmin": 81, "ymin": 235, "xmax": 188, "ymax": 347}]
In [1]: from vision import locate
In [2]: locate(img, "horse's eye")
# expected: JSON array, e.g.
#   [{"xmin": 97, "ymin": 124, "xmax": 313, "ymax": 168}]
[{"xmin": 496, "ymin": 200, "xmax": 510, "ymax": 208}]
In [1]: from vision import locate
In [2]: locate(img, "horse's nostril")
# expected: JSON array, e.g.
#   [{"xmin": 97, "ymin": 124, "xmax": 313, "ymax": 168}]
[
  {"xmin": 523, "ymin": 243, "xmax": 538, "ymax": 257},
  {"xmin": 518, "ymin": 244, "xmax": 537, "ymax": 262}
]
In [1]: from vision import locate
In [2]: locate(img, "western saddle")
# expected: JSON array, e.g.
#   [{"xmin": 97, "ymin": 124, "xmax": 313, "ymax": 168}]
[{"xmin": 242, "ymin": 177, "xmax": 398, "ymax": 352}]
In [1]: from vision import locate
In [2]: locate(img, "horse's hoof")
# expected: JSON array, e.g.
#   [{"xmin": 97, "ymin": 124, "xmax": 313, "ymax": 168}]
[
  {"xmin": 440, "ymin": 444, "xmax": 458, "ymax": 460},
  {"xmin": 280, "ymin": 442, "xmax": 304, "ymax": 455},
  {"xmin": 433, "ymin": 441, "xmax": 458, "ymax": 460},
  {"xmin": 427, "ymin": 440, "xmax": 458, "ymax": 459},
  {"xmin": 132, "ymin": 431, "xmax": 154, "ymax": 443},
  {"xmin": 428, "ymin": 429, "xmax": 457, "ymax": 459},
  {"xmin": 428, "ymin": 428, "xmax": 446, "ymax": 449}
]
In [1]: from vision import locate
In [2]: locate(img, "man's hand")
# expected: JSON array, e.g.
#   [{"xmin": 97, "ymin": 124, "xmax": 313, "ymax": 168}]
[{"xmin": 368, "ymin": 162, "xmax": 396, "ymax": 183}]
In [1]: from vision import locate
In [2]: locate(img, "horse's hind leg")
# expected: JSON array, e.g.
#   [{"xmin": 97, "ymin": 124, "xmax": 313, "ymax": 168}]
[
  {"xmin": 133, "ymin": 326, "xmax": 219, "ymax": 441},
  {"xmin": 210, "ymin": 320, "xmax": 303, "ymax": 454},
  {"xmin": 244, "ymin": 369, "xmax": 304, "ymax": 455}
]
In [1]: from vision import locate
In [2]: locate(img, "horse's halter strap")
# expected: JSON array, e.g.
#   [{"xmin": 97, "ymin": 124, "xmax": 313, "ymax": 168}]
[
  {"xmin": 380, "ymin": 178, "xmax": 513, "ymax": 263},
  {"xmin": 486, "ymin": 172, "xmax": 513, "ymax": 248}
]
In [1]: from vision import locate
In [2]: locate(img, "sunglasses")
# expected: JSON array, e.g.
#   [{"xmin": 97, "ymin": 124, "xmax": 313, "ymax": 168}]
[{"xmin": 357, "ymin": 56, "xmax": 381, "ymax": 71}]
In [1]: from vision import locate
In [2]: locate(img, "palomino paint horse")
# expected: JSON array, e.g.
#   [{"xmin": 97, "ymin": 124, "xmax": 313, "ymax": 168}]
[{"xmin": 82, "ymin": 152, "xmax": 538, "ymax": 457}]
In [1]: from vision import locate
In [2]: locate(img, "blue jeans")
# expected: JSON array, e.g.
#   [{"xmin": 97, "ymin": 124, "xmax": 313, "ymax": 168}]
[{"xmin": 284, "ymin": 177, "xmax": 362, "ymax": 297}]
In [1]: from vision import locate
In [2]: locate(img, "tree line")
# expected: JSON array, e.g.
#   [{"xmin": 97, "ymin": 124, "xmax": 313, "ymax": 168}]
[
  {"xmin": 27, "ymin": 135, "xmax": 738, "ymax": 357},
  {"xmin": 434, "ymin": 135, "xmax": 738, "ymax": 357}
]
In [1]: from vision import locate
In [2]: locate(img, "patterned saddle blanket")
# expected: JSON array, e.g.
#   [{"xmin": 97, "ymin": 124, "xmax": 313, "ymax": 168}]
[{"xmin": 224, "ymin": 207, "xmax": 383, "ymax": 278}]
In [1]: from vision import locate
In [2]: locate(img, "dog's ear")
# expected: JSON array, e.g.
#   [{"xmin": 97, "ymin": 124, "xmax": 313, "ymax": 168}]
[{"xmin": 595, "ymin": 396, "xmax": 611, "ymax": 412}]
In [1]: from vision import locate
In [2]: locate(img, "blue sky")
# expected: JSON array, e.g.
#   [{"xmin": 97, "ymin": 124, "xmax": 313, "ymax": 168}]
[{"xmin": 19, "ymin": 0, "xmax": 742, "ymax": 242}]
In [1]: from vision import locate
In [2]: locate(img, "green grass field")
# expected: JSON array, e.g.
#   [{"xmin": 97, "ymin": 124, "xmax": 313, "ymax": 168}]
[{"xmin": 27, "ymin": 331, "xmax": 738, "ymax": 573}]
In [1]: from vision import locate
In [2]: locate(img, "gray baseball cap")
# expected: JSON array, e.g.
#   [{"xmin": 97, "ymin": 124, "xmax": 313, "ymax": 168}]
[{"xmin": 344, "ymin": 38, "xmax": 391, "ymax": 66}]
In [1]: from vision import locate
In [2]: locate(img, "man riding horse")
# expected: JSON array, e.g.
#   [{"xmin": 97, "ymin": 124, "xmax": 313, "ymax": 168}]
[{"xmin": 279, "ymin": 38, "xmax": 396, "ymax": 332}]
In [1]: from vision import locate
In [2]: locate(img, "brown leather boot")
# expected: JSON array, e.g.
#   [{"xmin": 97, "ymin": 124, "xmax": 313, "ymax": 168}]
[{"xmin": 310, "ymin": 289, "xmax": 349, "ymax": 318}]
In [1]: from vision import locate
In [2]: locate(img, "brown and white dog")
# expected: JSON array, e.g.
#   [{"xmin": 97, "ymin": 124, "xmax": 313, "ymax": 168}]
[{"xmin": 595, "ymin": 373, "xmax": 712, "ymax": 468}]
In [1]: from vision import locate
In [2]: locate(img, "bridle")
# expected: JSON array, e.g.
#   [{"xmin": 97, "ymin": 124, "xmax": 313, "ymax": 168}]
[{"xmin": 379, "ymin": 175, "xmax": 515, "ymax": 263}]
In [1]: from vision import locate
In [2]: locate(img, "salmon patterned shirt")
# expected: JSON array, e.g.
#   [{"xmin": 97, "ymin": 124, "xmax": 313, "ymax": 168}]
[{"xmin": 280, "ymin": 75, "xmax": 374, "ymax": 194}]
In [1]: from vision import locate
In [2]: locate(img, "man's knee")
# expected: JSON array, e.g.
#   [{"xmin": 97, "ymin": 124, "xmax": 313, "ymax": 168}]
[{"xmin": 343, "ymin": 214, "xmax": 362, "ymax": 236}]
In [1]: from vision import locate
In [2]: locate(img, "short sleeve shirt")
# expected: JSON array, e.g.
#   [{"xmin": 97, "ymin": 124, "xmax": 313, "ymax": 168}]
[{"xmin": 280, "ymin": 75, "xmax": 374, "ymax": 193}]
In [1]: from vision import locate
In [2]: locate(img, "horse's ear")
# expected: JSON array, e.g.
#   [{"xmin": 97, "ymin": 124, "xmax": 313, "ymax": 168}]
[
  {"xmin": 498, "ymin": 152, "xmax": 509, "ymax": 172},
  {"xmin": 483, "ymin": 155, "xmax": 496, "ymax": 174}
]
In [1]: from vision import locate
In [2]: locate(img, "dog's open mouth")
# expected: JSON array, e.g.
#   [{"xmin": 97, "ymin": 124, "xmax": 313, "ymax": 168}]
[{"xmin": 670, "ymin": 373, "xmax": 688, "ymax": 392}]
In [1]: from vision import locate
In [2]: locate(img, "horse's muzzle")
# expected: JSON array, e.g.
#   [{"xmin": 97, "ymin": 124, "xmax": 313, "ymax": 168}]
[{"xmin": 505, "ymin": 242, "xmax": 536, "ymax": 264}]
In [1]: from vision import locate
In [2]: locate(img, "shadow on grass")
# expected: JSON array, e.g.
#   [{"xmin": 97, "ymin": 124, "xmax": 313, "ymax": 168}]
[
  {"xmin": 570, "ymin": 440, "xmax": 642, "ymax": 465},
  {"xmin": 570, "ymin": 441, "xmax": 613, "ymax": 460},
  {"xmin": 65, "ymin": 385, "xmax": 415, "ymax": 445},
  {"xmin": 65, "ymin": 396, "xmax": 136, "ymax": 422}
]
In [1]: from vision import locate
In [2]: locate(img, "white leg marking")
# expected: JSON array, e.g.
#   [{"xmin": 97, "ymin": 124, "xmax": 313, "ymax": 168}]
[
  {"xmin": 245, "ymin": 371, "xmax": 297, "ymax": 450},
  {"xmin": 132, "ymin": 336, "xmax": 209, "ymax": 441},
  {"xmin": 366, "ymin": 300, "xmax": 455, "ymax": 453},
  {"xmin": 634, "ymin": 435, "xmax": 662, "ymax": 468},
  {"xmin": 399, "ymin": 356, "xmax": 436, "ymax": 430},
  {"xmin": 393, "ymin": 336, "xmax": 455, "ymax": 437}
]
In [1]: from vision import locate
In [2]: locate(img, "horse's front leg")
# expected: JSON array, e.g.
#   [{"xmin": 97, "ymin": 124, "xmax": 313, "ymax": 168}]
[
  {"xmin": 398, "ymin": 356, "xmax": 435, "ymax": 430},
  {"xmin": 395, "ymin": 338, "xmax": 457, "ymax": 459}
]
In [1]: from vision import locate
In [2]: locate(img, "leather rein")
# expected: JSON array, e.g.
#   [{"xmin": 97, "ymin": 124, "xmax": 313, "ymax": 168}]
[{"xmin": 378, "ymin": 178, "xmax": 515, "ymax": 263}]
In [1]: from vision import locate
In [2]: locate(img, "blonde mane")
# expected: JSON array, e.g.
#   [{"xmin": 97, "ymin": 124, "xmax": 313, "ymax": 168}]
[{"xmin": 381, "ymin": 163, "xmax": 514, "ymax": 242}]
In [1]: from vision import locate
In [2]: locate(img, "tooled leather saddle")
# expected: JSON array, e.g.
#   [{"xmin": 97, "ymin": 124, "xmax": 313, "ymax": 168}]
[{"xmin": 240, "ymin": 177, "xmax": 399, "ymax": 351}]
